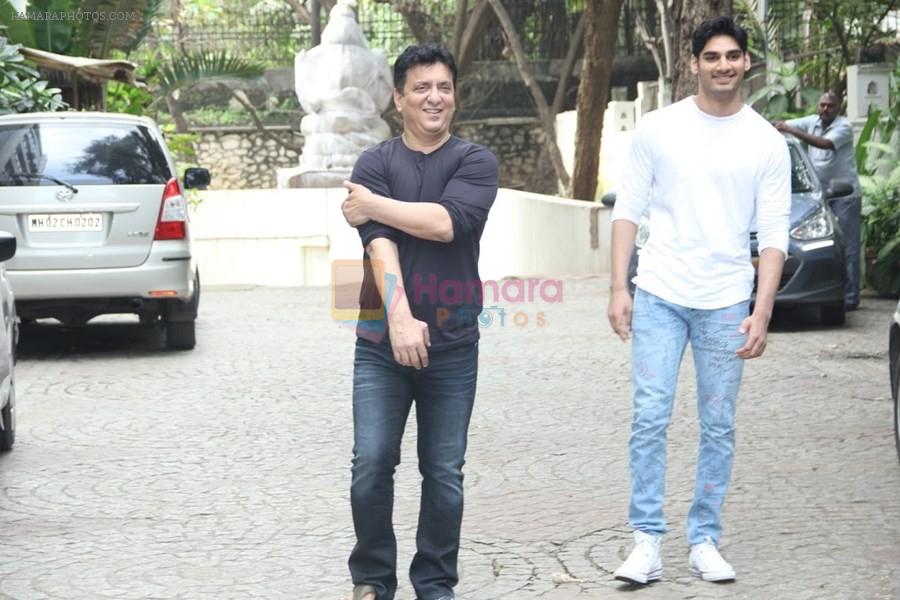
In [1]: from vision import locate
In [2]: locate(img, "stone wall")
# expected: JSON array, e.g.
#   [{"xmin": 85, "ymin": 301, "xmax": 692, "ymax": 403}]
[
  {"xmin": 193, "ymin": 128, "xmax": 301, "ymax": 190},
  {"xmin": 455, "ymin": 117, "xmax": 551, "ymax": 192},
  {"xmin": 191, "ymin": 118, "xmax": 547, "ymax": 191}
]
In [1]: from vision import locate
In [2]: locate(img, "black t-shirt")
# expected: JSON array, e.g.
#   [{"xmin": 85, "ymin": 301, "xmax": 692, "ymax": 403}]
[{"xmin": 352, "ymin": 135, "xmax": 499, "ymax": 351}]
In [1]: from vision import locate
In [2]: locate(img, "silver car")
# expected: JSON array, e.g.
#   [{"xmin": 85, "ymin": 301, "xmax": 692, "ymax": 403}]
[
  {"xmin": 890, "ymin": 299, "xmax": 900, "ymax": 464},
  {"xmin": 0, "ymin": 112, "xmax": 209, "ymax": 350},
  {"xmin": 0, "ymin": 232, "xmax": 17, "ymax": 451}
]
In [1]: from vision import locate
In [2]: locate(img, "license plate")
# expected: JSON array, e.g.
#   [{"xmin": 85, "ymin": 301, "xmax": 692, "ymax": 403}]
[{"xmin": 28, "ymin": 213, "xmax": 104, "ymax": 232}]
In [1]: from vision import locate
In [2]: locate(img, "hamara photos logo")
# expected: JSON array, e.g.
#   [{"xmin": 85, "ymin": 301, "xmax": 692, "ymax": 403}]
[{"xmin": 330, "ymin": 260, "xmax": 562, "ymax": 342}]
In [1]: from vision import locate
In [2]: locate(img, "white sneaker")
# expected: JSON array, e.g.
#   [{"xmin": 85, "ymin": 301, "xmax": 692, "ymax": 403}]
[
  {"xmin": 613, "ymin": 530, "xmax": 663, "ymax": 584},
  {"xmin": 689, "ymin": 538, "xmax": 736, "ymax": 582}
]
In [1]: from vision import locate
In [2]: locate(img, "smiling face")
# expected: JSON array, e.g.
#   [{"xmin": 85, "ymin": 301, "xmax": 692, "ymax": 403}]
[
  {"xmin": 393, "ymin": 62, "xmax": 456, "ymax": 142},
  {"xmin": 691, "ymin": 34, "xmax": 750, "ymax": 102}
]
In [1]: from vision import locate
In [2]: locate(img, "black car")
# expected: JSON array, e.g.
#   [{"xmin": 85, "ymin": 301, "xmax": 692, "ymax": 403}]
[
  {"xmin": 603, "ymin": 138, "xmax": 852, "ymax": 325},
  {"xmin": 890, "ymin": 299, "xmax": 900, "ymax": 464}
]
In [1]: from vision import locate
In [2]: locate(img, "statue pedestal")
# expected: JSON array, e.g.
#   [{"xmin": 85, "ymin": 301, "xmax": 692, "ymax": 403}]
[{"xmin": 277, "ymin": 166, "xmax": 349, "ymax": 189}]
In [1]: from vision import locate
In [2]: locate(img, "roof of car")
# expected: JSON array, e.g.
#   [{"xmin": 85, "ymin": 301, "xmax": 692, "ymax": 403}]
[{"xmin": 0, "ymin": 111, "xmax": 159, "ymax": 127}]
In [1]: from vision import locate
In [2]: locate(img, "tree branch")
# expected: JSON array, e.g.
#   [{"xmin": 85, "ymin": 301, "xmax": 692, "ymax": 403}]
[
  {"xmin": 283, "ymin": 0, "xmax": 312, "ymax": 23},
  {"xmin": 656, "ymin": 0, "xmax": 674, "ymax": 79},
  {"xmin": 373, "ymin": 0, "xmax": 442, "ymax": 42},
  {"xmin": 218, "ymin": 83, "xmax": 303, "ymax": 153},
  {"xmin": 458, "ymin": 0, "xmax": 492, "ymax": 77},
  {"xmin": 486, "ymin": 0, "xmax": 569, "ymax": 189},
  {"xmin": 817, "ymin": 3, "xmax": 851, "ymax": 65},
  {"xmin": 452, "ymin": 0, "xmax": 469, "ymax": 60},
  {"xmin": 551, "ymin": 11, "xmax": 585, "ymax": 116},
  {"xmin": 859, "ymin": 0, "xmax": 900, "ymax": 56},
  {"xmin": 633, "ymin": 1, "xmax": 664, "ymax": 78}
]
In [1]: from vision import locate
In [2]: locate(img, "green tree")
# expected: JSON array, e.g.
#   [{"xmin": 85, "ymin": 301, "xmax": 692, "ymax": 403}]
[
  {"xmin": 745, "ymin": 55, "xmax": 822, "ymax": 119},
  {"xmin": 0, "ymin": 35, "xmax": 66, "ymax": 113},
  {"xmin": 857, "ymin": 59, "xmax": 900, "ymax": 296},
  {"xmin": 0, "ymin": 0, "xmax": 163, "ymax": 58},
  {"xmin": 811, "ymin": 0, "xmax": 899, "ymax": 94},
  {"xmin": 154, "ymin": 51, "xmax": 265, "ymax": 98}
]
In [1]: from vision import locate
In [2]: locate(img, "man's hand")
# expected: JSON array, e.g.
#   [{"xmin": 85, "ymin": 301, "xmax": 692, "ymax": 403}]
[
  {"xmin": 388, "ymin": 313, "xmax": 431, "ymax": 369},
  {"xmin": 772, "ymin": 121, "xmax": 793, "ymax": 134},
  {"xmin": 735, "ymin": 311, "xmax": 771, "ymax": 359},
  {"xmin": 342, "ymin": 180, "xmax": 375, "ymax": 227},
  {"xmin": 608, "ymin": 288, "xmax": 633, "ymax": 342}
]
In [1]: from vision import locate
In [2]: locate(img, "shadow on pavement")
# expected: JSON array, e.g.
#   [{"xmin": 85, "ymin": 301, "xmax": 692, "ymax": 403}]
[
  {"xmin": 768, "ymin": 305, "xmax": 825, "ymax": 332},
  {"xmin": 16, "ymin": 318, "xmax": 169, "ymax": 359}
]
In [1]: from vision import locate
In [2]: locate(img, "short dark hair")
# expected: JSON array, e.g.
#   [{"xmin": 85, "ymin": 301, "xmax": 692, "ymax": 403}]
[
  {"xmin": 691, "ymin": 16, "xmax": 749, "ymax": 57},
  {"xmin": 393, "ymin": 43, "xmax": 458, "ymax": 93}
]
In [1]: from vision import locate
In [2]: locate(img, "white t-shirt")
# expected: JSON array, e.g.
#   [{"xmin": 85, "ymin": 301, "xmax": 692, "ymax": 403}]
[{"xmin": 612, "ymin": 97, "xmax": 791, "ymax": 309}]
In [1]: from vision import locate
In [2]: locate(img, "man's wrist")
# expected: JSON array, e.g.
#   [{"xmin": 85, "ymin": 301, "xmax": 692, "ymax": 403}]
[
  {"xmin": 752, "ymin": 303, "xmax": 773, "ymax": 321},
  {"xmin": 387, "ymin": 307, "xmax": 413, "ymax": 323}
]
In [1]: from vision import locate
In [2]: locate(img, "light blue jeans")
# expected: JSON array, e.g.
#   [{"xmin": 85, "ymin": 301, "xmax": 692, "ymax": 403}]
[{"xmin": 628, "ymin": 288, "xmax": 749, "ymax": 546}]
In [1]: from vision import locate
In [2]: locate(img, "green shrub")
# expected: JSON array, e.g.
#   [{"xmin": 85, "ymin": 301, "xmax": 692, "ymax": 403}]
[{"xmin": 0, "ymin": 36, "xmax": 66, "ymax": 113}]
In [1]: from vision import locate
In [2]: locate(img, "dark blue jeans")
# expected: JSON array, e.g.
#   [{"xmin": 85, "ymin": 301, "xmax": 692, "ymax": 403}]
[
  {"xmin": 349, "ymin": 338, "xmax": 478, "ymax": 600},
  {"xmin": 829, "ymin": 195, "xmax": 862, "ymax": 306}
]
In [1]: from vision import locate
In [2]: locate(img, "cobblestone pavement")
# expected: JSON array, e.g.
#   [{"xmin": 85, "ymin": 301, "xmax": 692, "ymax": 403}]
[{"xmin": 0, "ymin": 278, "xmax": 897, "ymax": 600}]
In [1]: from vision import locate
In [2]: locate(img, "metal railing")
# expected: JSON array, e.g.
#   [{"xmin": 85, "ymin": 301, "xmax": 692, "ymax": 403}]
[{"xmin": 149, "ymin": 0, "xmax": 596, "ymax": 67}]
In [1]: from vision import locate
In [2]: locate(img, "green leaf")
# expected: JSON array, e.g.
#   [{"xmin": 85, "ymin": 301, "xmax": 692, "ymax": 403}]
[
  {"xmin": 747, "ymin": 85, "xmax": 773, "ymax": 105},
  {"xmin": 782, "ymin": 74, "xmax": 799, "ymax": 92},
  {"xmin": 767, "ymin": 94, "xmax": 789, "ymax": 117},
  {"xmin": 876, "ymin": 236, "xmax": 900, "ymax": 261},
  {"xmin": 0, "ymin": 0, "xmax": 36, "ymax": 47},
  {"xmin": 155, "ymin": 50, "xmax": 265, "ymax": 97},
  {"xmin": 856, "ymin": 108, "xmax": 883, "ymax": 174},
  {"xmin": 864, "ymin": 142, "xmax": 897, "ymax": 158},
  {"xmin": 799, "ymin": 88, "xmax": 822, "ymax": 110}
]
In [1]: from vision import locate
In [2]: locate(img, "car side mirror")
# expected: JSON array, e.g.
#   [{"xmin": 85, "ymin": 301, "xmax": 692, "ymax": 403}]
[
  {"xmin": 184, "ymin": 167, "xmax": 211, "ymax": 190},
  {"xmin": 825, "ymin": 179, "xmax": 853, "ymax": 199},
  {"xmin": 0, "ymin": 231, "xmax": 16, "ymax": 262},
  {"xmin": 600, "ymin": 191, "xmax": 617, "ymax": 207}
]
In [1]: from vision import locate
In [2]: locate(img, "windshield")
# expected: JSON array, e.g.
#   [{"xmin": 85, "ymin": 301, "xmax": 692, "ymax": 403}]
[
  {"xmin": 789, "ymin": 144, "xmax": 816, "ymax": 194},
  {"xmin": 0, "ymin": 122, "xmax": 172, "ymax": 186}
]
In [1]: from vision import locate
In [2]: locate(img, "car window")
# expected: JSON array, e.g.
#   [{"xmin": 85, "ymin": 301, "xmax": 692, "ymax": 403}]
[
  {"xmin": 0, "ymin": 122, "xmax": 172, "ymax": 186},
  {"xmin": 789, "ymin": 144, "xmax": 816, "ymax": 194}
]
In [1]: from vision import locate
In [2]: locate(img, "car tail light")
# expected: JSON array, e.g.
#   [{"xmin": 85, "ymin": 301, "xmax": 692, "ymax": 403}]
[{"xmin": 155, "ymin": 178, "xmax": 188, "ymax": 240}]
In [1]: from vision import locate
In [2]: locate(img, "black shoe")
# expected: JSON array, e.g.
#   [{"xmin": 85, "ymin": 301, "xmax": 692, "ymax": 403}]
[{"xmin": 845, "ymin": 302, "xmax": 859, "ymax": 311}]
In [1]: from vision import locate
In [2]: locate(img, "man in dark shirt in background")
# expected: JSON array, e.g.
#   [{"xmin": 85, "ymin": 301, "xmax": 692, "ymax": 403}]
[{"xmin": 340, "ymin": 43, "xmax": 499, "ymax": 600}]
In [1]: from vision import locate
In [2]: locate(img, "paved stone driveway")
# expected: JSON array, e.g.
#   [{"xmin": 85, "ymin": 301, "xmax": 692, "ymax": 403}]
[{"xmin": 0, "ymin": 279, "xmax": 897, "ymax": 599}]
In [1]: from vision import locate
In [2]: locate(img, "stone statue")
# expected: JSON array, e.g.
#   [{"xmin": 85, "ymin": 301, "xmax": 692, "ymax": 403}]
[{"xmin": 278, "ymin": 0, "xmax": 393, "ymax": 188}]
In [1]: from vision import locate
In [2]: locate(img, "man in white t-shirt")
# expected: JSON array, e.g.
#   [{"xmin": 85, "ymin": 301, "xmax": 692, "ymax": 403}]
[
  {"xmin": 775, "ymin": 93, "xmax": 862, "ymax": 309},
  {"xmin": 607, "ymin": 16, "xmax": 791, "ymax": 585}
]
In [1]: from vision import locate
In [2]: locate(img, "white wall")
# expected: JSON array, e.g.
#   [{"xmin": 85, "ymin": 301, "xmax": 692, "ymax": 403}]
[
  {"xmin": 556, "ymin": 110, "xmax": 635, "ymax": 200},
  {"xmin": 479, "ymin": 189, "xmax": 610, "ymax": 281},
  {"xmin": 190, "ymin": 187, "xmax": 612, "ymax": 287}
]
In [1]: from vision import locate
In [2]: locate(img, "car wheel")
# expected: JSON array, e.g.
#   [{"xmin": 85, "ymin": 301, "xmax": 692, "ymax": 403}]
[
  {"xmin": 1, "ymin": 383, "xmax": 15, "ymax": 452},
  {"xmin": 166, "ymin": 319, "xmax": 195, "ymax": 350},
  {"xmin": 820, "ymin": 303, "xmax": 846, "ymax": 326}
]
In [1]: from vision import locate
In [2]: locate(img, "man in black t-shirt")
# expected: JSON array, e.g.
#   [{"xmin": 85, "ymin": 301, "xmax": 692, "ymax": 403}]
[{"xmin": 340, "ymin": 43, "xmax": 498, "ymax": 600}]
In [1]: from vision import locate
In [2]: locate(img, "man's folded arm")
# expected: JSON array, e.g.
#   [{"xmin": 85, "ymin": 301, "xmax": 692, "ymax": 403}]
[{"xmin": 362, "ymin": 147, "xmax": 499, "ymax": 244}]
